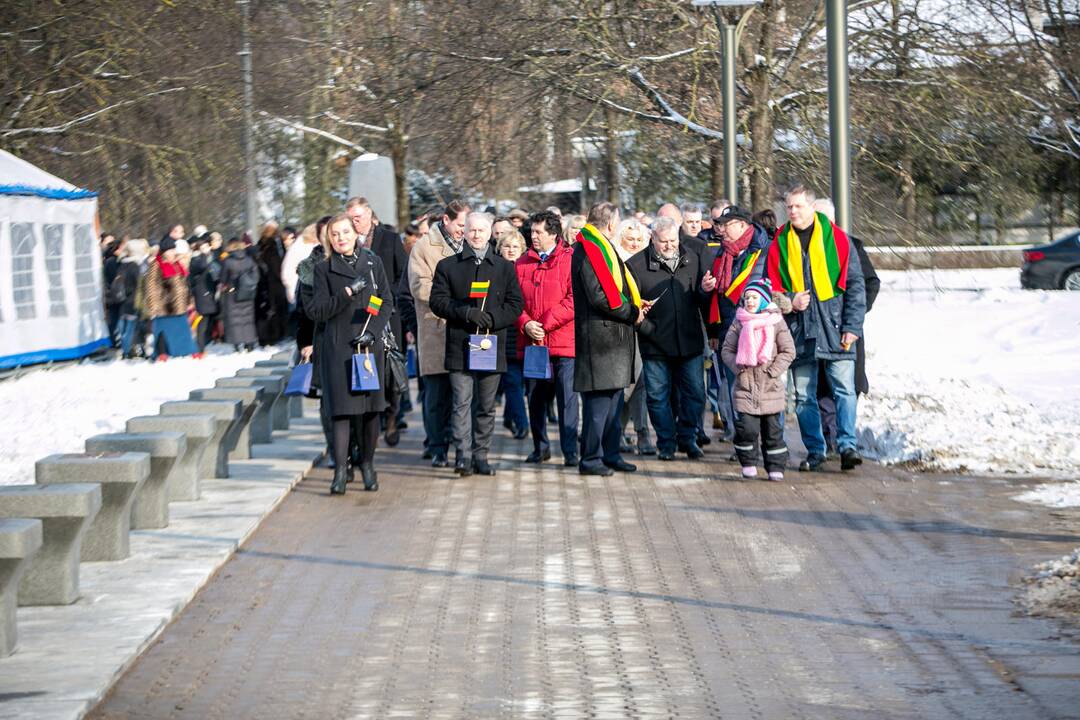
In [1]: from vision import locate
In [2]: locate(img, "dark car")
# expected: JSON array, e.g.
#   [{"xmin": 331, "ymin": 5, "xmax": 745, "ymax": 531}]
[{"xmin": 1021, "ymin": 230, "xmax": 1080, "ymax": 290}]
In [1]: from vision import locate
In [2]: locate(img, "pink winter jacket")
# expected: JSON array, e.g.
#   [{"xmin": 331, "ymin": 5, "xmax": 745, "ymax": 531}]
[
  {"xmin": 515, "ymin": 241, "xmax": 576, "ymax": 358},
  {"xmin": 721, "ymin": 310, "xmax": 796, "ymax": 416}
]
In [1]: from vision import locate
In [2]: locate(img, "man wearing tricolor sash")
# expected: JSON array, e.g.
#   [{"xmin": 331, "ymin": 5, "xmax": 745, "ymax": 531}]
[
  {"xmin": 571, "ymin": 202, "xmax": 648, "ymax": 476},
  {"xmin": 767, "ymin": 185, "xmax": 866, "ymax": 473}
]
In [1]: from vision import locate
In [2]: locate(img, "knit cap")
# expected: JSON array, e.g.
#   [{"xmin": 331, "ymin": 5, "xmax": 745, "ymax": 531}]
[{"xmin": 742, "ymin": 277, "xmax": 773, "ymax": 312}]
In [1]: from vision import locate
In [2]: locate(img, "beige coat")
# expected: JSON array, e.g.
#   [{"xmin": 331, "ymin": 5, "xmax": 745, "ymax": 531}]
[
  {"xmin": 720, "ymin": 311, "xmax": 796, "ymax": 416},
  {"xmin": 409, "ymin": 222, "xmax": 457, "ymax": 375}
]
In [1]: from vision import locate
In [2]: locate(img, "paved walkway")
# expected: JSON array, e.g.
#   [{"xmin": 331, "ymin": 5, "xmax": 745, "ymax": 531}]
[{"xmin": 91, "ymin": 417, "xmax": 1080, "ymax": 719}]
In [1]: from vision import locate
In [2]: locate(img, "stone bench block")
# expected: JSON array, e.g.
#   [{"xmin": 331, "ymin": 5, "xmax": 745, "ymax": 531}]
[
  {"xmin": 36, "ymin": 454, "xmax": 149, "ymax": 562},
  {"xmin": 265, "ymin": 352, "xmax": 293, "ymax": 364},
  {"xmin": 0, "ymin": 484, "xmax": 101, "ymax": 605},
  {"xmin": 85, "ymin": 433, "xmax": 185, "ymax": 530},
  {"xmin": 126, "ymin": 414, "xmax": 214, "ymax": 501},
  {"xmin": 215, "ymin": 376, "xmax": 283, "ymax": 444},
  {"xmin": 236, "ymin": 367, "xmax": 291, "ymax": 429},
  {"xmin": 161, "ymin": 400, "xmax": 240, "ymax": 479},
  {"xmin": 188, "ymin": 388, "xmax": 262, "ymax": 461},
  {"xmin": 0, "ymin": 518, "xmax": 43, "ymax": 655},
  {"xmin": 254, "ymin": 361, "xmax": 303, "ymax": 418}
]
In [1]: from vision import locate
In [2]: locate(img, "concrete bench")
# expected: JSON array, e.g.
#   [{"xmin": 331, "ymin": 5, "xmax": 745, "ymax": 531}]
[
  {"xmin": 37, "ymin": 454, "xmax": 149, "ymax": 562},
  {"xmin": 126, "ymin": 414, "xmax": 214, "ymax": 501},
  {"xmin": 255, "ymin": 361, "xmax": 304, "ymax": 418},
  {"xmin": 270, "ymin": 350, "xmax": 294, "ymax": 363},
  {"xmin": 0, "ymin": 484, "xmax": 101, "ymax": 605},
  {"xmin": 215, "ymin": 376, "xmax": 283, "ymax": 444},
  {"xmin": 0, "ymin": 519, "xmax": 43, "ymax": 655},
  {"xmin": 161, "ymin": 400, "xmax": 241, "ymax": 479},
  {"xmin": 188, "ymin": 387, "xmax": 263, "ymax": 461},
  {"xmin": 236, "ymin": 367, "xmax": 292, "ymax": 430},
  {"xmin": 85, "ymin": 433, "xmax": 185, "ymax": 530}
]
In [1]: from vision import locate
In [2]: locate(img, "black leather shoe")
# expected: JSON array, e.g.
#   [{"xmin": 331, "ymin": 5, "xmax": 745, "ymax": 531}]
[
  {"xmin": 696, "ymin": 431, "xmax": 712, "ymax": 446},
  {"xmin": 840, "ymin": 449, "xmax": 863, "ymax": 471},
  {"xmin": 361, "ymin": 463, "xmax": 378, "ymax": 491},
  {"xmin": 512, "ymin": 426, "xmax": 529, "ymax": 440},
  {"xmin": 680, "ymin": 443, "xmax": 705, "ymax": 460},
  {"xmin": 658, "ymin": 450, "xmax": 675, "ymax": 461},
  {"xmin": 431, "ymin": 452, "xmax": 448, "ymax": 468},
  {"xmin": 454, "ymin": 456, "xmax": 473, "ymax": 476},
  {"xmin": 384, "ymin": 426, "xmax": 400, "ymax": 447},
  {"xmin": 563, "ymin": 456, "xmax": 579, "ymax": 467},
  {"xmin": 604, "ymin": 459, "xmax": 637, "ymax": 473},
  {"xmin": 398, "ymin": 421, "xmax": 409, "ymax": 430},
  {"xmin": 330, "ymin": 466, "xmax": 348, "ymax": 495},
  {"xmin": 579, "ymin": 465, "xmax": 614, "ymax": 477},
  {"xmin": 525, "ymin": 448, "xmax": 552, "ymax": 463},
  {"xmin": 422, "ymin": 448, "xmax": 433, "ymax": 460},
  {"xmin": 473, "ymin": 458, "xmax": 496, "ymax": 476},
  {"xmin": 799, "ymin": 454, "xmax": 826, "ymax": 472}
]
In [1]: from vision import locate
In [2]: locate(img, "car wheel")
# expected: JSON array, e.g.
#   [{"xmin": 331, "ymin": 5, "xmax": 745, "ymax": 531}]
[{"xmin": 1065, "ymin": 269, "xmax": 1080, "ymax": 291}]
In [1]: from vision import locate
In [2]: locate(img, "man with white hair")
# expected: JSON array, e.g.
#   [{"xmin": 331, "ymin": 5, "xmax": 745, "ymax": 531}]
[
  {"xmin": 767, "ymin": 185, "xmax": 866, "ymax": 472},
  {"xmin": 429, "ymin": 212, "xmax": 524, "ymax": 476},
  {"xmin": 626, "ymin": 216, "xmax": 708, "ymax": 460}
]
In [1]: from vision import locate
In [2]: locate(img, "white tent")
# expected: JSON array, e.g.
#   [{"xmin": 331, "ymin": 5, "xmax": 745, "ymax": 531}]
[{"xmin": 0, "ymin": 149, "xmax": 108, "ymax": 369}]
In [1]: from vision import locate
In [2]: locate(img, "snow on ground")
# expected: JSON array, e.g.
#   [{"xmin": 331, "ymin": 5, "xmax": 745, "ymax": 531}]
[
  {"xmin": 0, "ymin": 346, "xmax": 277, "ymax": 487},
  {"xmin": 857, "ymin": 269, "xmax": 1080, "ymax": 491},
  {"xmin": 1019, "ymin": 547, "xmax": 1080, "ymax": 626}
]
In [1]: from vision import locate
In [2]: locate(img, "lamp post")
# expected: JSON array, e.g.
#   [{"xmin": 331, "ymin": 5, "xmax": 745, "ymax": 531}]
[
  {"xmin": 826, "ymin": 0, "xmax": 851, "ymax": 231},
  {"xmin": 694, "ymin": 0, "xmax": 761, "ymax": 205},
  {"xmin": 238, "ymin": 0, "xmax": 258, "ymax": 236}
]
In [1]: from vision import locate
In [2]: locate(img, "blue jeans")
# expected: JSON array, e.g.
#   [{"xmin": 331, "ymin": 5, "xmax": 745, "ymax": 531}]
[
  {"xmin": 502, "ymin": 361, "xmax": 528, "ymax": 433},
  {"xmin": 792, "ymin": 359, "xmax": 857, "ymax": 457},
  {"xmin": 117, "ymin": 315, "xmax": 139, "ymax": 357},
  {"xmin": 528, "ymin": 357, "xmax": 579, "ymax": 460},
  {"xmin": 642, "ymin": 355, "xmax": 706, "ymax": 453}
]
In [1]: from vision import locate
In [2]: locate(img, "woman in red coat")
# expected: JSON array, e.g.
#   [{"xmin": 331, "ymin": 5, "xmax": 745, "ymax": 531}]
[{"xmin": 515, "ymin": 210, "xmax": 579, "ymax": 466}]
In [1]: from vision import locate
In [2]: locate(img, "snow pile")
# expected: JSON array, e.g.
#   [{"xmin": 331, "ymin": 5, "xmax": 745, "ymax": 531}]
[
  {"xmin": 1018, "ymin": 547, "xmax": 1080, "ymax": 626},
  {"xmin": 857, "ymin": 271, "xmax": 1080, "ymax": 477},
  {"xmin": 0, "ymin": 346, "xmax": 278, "ymax": 487},
  {"xmin": 1013, "ymin": 483, "xmax": 1080, "ymax": 508}
]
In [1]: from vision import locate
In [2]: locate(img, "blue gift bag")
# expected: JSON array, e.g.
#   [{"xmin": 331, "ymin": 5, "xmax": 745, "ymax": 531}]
[
  {"xmin": 468, "ymin": 334, "xmax": 499, "ymax": 371},
  {"xmin": 522, "ymin": 344, "xmax": 552, "ymax": 380},
  {"xmin": 351, "ymin": 352, "xmax": 380, "ymax": 391},
  {"xmin": 406, "ymin": 347, "xmax": 417, "ymax": 378},
  {"xmin": 151, "ymin": 314, "xmax": 197, "ymax": 358},
  {"xmin": 284, "ymin": 362, "xmax": 313, "ymax": 396}
]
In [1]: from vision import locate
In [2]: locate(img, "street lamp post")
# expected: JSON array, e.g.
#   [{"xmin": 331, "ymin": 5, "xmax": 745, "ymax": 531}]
[
  {"xmin": 238, "ymin": 0, "xmax": 258, "ymax": 237},
  {"xmin": 826, "ymin": 0, "xmax": 851, "ymax": 231}
]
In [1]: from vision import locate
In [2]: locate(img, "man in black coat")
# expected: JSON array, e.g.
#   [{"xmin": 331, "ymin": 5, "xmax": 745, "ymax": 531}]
[
  {"xmin": 627, "ymin": 217, "xmax": 709, "ymax": 461},
  {"xmin": 572, "ymin": 202, "xmax": 646, "ymax": 476},
  {"xmin": 429, "ymin": 212, "xmax": 524, "ymax": 477}
]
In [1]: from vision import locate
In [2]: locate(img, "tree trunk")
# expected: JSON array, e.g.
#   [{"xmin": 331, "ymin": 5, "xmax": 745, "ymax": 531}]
[
  {"xmin": 603, "ymin": 106, "xmax": 619, "ymax": 205},
  {"xmin": 709, "ymin": 141, "xmax": 724, "ymax": 203},
  {"xmin": 745, "ymin": 0, "xmax": 777, "ymax": 211}
]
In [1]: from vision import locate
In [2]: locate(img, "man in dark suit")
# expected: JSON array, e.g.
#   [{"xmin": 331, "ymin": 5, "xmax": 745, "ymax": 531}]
[
  {"xmin": 347, "ymin": 197, "xmax": 410, "ymax": 445},
  {"xmin": 572, "ymin": 202, "xmax": 647, "ymax": 476}
]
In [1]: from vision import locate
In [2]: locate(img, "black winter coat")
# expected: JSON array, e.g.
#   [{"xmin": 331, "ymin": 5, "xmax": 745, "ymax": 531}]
[
  {"xmin": 627, "ymin": 248, "xmax": 707, "ymax": 360},
  {"xmin": 368, "ymin": 223, "xmax": 408, "ymax": 348},
  {"xmin": 188, "ymin": 253, "xmax": 221, "ymax": 316},
  {"xmin": 256, "ymin": 239, "xmax": 289, "ymax": 345},
  {"xmin": 429, "ymin": 244, "xmax": 524, "ymax": 374},
  {"xmin": 307, "ymin": 249, "xmax": 392, "ymax": 416},
  {"xmin": 571, "ymin": 240, "xmax": 638, "ymax": 392},
  {"xmin": 115, "ymin": 258, "xmax": 141, "ymax": 316},
  {"xmin": 220, "ymin": 253, "xmax": 259, "ymax": 345}
]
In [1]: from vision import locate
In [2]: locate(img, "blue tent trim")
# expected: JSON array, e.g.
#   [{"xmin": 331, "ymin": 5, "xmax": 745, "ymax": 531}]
[
  {"xmin": 0, "ymin": 184, "xmax": 98, "ymax": 200},
  {"xmin": 0, "ymin": 336, "xmax": 111, "ymax": 370}
]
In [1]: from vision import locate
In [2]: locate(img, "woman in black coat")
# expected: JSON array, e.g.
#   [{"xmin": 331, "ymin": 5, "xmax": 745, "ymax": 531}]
[
  {"xmin": 188, "ymin": 238, "xmax": 221, "ymax": 355},
  {"xmin": 219, "ymin": 239, "xmax": 260, "ymax": 350},
  {"xmin": 307, "ymin": 213, "xmax": 393, "ymax": 494}
]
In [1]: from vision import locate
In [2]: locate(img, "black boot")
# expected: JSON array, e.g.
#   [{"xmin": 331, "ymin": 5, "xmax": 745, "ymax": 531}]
[
  {"xmin": 361, "ymin": 462, "xmax": 378, "ymax": 491},
  {"xmin": 330, "ymin": 465, "xmax": 348, "ymax": 495}
]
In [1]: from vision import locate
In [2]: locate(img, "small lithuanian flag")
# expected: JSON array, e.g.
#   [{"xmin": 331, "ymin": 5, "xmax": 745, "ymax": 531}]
[
  {"xmin": 366, "ymin": 295, "xmax": 383, "ymax": 316},
  {"xmin": 469, "ymin": 280, "xmax": 490, "ymax": 299}
]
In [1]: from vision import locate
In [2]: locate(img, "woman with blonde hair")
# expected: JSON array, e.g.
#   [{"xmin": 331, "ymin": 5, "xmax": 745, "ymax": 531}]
[
  {"xmin": 612, "ymin": 217, "xmax": 655, "ymax": 455},
  {"xmin": 497, "ymin": 230, "xmax": 529, "ymax": 439},
  {"xmin": 562, "ymin": 214, "xmax": 586, "ymax": 245}
]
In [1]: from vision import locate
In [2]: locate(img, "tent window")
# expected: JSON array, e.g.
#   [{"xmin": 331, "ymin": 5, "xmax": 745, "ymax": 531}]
[
  {"xmin": 11, "ymin": 222, "xmax": 37, "ymax": 320},
  {"xmin": 44, "ymin": 224, "xmax": 67, "ymax": 317},
  {"xmin": 73, "ymin": 224, "xmax": 97, "ymax": 311}
]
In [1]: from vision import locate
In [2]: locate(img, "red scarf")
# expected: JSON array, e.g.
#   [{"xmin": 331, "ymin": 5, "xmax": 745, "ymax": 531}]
[
  {"xmin": 707, "ymin": 225, "xmax": 753, "ymax": 323},
  {"xmin": 158, "ymin": 256, "xmax": 188, "ymax": 279}
]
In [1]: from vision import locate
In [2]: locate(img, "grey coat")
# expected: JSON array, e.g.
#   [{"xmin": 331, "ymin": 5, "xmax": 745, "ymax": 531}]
[
  {"xmin": 784, "ymin": 234, "xmax": 866, "ymax": 363},
  {"xmin": 571, "ymin": 239, "xmax": 638, "ymax": 393},
  {"xmin": 219, "ymin": 253, "xmax": 259, "ymax": 345},
  {"xmin": 721, "ymin": 314, "xmax": 796, "ymax": 416}
]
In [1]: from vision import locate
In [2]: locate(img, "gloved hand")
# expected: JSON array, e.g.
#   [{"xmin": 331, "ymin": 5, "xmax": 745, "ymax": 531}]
[
  {"xmin": 351, "ymin": 331, "xmax": 375, "ymax": 349},
  {"xmin": 346, "ymin": 276, "xmax": 367, "ymax": 296},
  {"xmin": 467, "ymin": 308, "xmax": 493, "ymax": 329}
]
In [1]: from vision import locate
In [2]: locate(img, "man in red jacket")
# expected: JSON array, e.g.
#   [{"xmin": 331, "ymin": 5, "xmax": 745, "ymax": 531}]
[{"xmin": 516, "ymin": 210, "xmax": 579, "ymax": 466}]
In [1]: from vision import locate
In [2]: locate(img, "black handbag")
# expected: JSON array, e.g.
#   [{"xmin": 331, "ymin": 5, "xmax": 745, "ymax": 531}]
[{"xmin": 383, "ymin": 325, "xmax": 409, "ymax": 396}]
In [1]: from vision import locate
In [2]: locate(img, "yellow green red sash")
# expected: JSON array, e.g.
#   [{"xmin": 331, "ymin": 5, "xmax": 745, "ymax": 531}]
[
  {"xmin": 577, "ymin": 224, "xmax": 641, "ymax": 310},
  {"xmin": 766, "ymin": 211, "xmax": 850, "ymax": 301}
]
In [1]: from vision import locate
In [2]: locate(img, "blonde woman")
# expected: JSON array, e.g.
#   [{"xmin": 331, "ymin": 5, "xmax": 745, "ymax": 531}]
[
  {"xmin": 612, "ymin": 218, "xmax": 656, "ymax": 455},
  {"xmin": 497, "ymin": 230, "xmax": 528, "ymax": 438},
  {"xmin": 614, "ymin": 219, "xmax": 649, "ymax": 262},
  {"xmin": 563, "ymin": 214, "xmax": 586, "ymax": 245}
]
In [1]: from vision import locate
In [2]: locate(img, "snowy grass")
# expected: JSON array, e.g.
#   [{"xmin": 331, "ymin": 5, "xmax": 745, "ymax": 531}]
[
  {"xmin": 857, "ymin": 270, "xmax": 1080, "ymax": 499},
  {"xmin": 0, "ymin": 345, "xmax": 278, "ymax": 487}
]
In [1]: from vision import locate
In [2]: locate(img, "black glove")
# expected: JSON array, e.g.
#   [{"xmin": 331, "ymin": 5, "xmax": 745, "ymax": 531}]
[
  {"xmin": 346, "ymin": 276, "xmax": 367, "ymax": 295},
  {"xmin": 467, "ymin": 308, "xmax": 493, "ymax": 329},
  {"xmin": 351, "ymin": 331, "xmax": 375, "ymax": 349}
]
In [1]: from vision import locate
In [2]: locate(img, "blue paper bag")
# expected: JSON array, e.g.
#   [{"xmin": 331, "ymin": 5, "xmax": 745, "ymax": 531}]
[
  {"xmin": 351, "ymin": 352, "xmax": 380, "ymax": 391},
  {"xmin": 406, "ymin": 347, "xmax": 417, "ymax": 378},
  {"xmin": 523, "ymin": 344, "xmax": 552, "ymax": 380},
  {"xmin": 284, "ymin": 362, "xmax": 313, "ymax": 396},
  {"xmin": 468, "ymin": 334, "xmax": 498, "ymax": 371}
]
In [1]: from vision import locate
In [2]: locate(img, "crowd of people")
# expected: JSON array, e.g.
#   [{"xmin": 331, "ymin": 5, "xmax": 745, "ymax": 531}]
[{"xmin": 100, "ymin": 185, "xmax": 880, "ymax": 494}]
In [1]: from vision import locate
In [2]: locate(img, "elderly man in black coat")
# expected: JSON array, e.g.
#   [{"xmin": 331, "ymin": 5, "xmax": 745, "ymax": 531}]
[
  {"xmin": 627, "ymin": 217, "xmax": 709, "ymax": 461},
  {"xmin": 430, "ymin": 212, "xmax": 524, "ymax": 477},
  {"xmin": 572, "ymin": 202, "xmax": 647, "ymax": 476}
]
